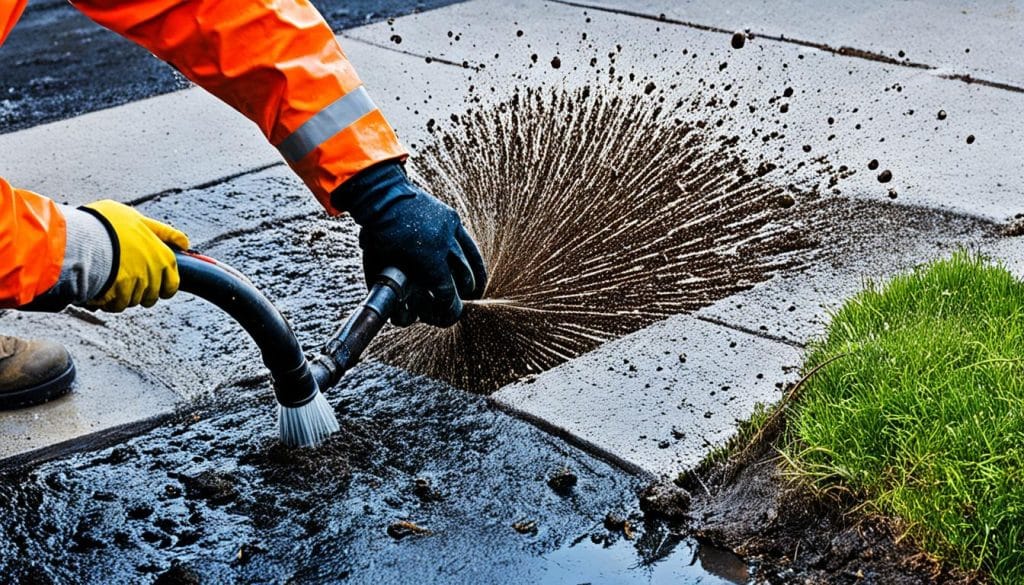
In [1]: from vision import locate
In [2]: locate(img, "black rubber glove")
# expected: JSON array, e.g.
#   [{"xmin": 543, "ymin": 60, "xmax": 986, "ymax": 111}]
[{"xmin": 332, "ymin": 162, "xmax": 487, "ymax": 327}]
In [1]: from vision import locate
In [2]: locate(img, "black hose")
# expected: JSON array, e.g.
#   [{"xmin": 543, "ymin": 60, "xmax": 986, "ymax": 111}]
[{"xmin": 175, "ymin": 251, "xmax": 320, "ymax": 408}]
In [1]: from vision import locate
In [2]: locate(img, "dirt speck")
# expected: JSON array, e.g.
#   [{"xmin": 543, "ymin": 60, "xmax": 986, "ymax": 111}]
[
  {"xmin": 389, "ymin": 35, "xmax": 402, "ymax": 45},
  {"xmin": 639, "ymin": 482, "xmax": 691, "ymax": 519},
  {"xmin": 548, "ymin": 468, "xmax": 578, "ymax": 494},
  {"xmin": 513, "ymin": 519, "xmax": 538, "ymax": 534},
  {"xmin": 387, "ymin": 520, "xmax": 431, "ymax": 539},
  {"xmin": 176, "ymin": 470, "xmax": 238, "ymax": 506},
  {"xmin": 234, "ymin": 542, "xmax": 265, "ymax": 565},
  {"xmin": 153, "ymin": 561, "xmax": 201, "ymax": 585},
  {"xmin": 413, "ymin": 477, "xmax": 443, "ymax": 502}
]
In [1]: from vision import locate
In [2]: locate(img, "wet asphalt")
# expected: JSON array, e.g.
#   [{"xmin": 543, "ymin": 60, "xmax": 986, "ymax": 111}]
[
  {"xmin": 0, "ymin": 365, "xmax": 734, "ymax": 584},
  {"xmin": 0, "ymin": 0, "xmax": 464, "ymax": 133}
]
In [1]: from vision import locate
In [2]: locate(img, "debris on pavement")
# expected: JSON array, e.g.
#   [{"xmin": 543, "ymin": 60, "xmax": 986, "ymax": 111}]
[
  {"xmin": 387, "ymin": 520, "xmax": 431, "ymax": 539},
  {"xmin": 546, "ymin": 467, "xmax": 578, "ymax": 494}
]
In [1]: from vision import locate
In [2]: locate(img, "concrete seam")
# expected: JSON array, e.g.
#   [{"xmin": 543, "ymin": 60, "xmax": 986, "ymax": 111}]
[
  {"xmin": 0, "ymin": 411, "xmax": 176, "ymax": 471},
  {"xmin": 550, "ymin": 0, "xmax": 1024, "ymax": 95},
  {"xmin": 340, "ymin": 33, "xmax": 484, "ymax": 71},
  {"xmin": 488, "ymin": 395, "xmax": 658, "ymax": 481},
  {"xmin": 693, "ymin": 314, "xmax": 807, "ymax": 349},
  {"xmin": 127, "ymin": 162, "xmax": 286, "ymax": 207}
]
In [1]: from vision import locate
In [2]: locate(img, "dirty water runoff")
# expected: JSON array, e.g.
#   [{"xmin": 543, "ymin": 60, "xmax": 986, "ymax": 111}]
[{"xmin": 0, "ymin": 365, "xmax": 746, "ymax": 584}]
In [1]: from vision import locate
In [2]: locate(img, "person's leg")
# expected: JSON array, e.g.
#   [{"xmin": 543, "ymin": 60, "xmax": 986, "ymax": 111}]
[{"xmin": 0, "ymin": 335, "xmax": 75, "ymax": 409}]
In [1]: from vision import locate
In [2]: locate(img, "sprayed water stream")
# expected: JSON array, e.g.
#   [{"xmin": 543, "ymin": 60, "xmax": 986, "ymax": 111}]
[{"xmin": 377, "ymin": 86, "xmax": 823, "ymax": 392}]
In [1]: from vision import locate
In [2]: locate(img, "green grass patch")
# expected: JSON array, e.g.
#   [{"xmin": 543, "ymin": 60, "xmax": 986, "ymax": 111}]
[{"xmin": 787, "ymin": 251, "xmax": 1024, "ymax": 582}]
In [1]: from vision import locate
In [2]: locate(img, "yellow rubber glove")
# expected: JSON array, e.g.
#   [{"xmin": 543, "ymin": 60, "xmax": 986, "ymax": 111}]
[{"xmin": 81, "ymin": 200, "xmax": 190, "ymax": 312}]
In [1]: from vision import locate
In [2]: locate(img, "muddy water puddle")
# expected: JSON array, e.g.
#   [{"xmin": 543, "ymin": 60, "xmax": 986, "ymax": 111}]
[{"xmin": 0, "ymin": 364, "xmax": 749, "ymax": 584}]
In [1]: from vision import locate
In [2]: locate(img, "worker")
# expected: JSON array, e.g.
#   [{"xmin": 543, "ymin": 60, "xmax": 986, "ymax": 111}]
[{"xmin": 0, "ymin": 1, "xmax": 487, "ymax": 410}]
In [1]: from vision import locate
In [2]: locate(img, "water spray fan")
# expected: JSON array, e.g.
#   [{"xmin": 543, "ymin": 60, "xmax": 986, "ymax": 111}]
[{"xmin": 175, "ymin": 251, "xmax": 407, "ymax": 448}]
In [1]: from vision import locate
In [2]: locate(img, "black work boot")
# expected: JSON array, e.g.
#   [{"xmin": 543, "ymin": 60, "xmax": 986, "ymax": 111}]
[{"xmin": 0, "ymin": 336, "xmax": 76, "ymax": 410}]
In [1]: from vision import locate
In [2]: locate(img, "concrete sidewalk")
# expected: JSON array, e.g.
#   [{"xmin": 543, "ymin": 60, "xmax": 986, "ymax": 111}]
[{"xmin": 2, "ymin": 0, "xmax": 1022, "ymax": 481}]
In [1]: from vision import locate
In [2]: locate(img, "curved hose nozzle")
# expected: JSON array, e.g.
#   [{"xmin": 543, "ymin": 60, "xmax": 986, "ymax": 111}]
[{"xmin": 310, "ymin": 267, "xmax": 408, "ymax": 390}]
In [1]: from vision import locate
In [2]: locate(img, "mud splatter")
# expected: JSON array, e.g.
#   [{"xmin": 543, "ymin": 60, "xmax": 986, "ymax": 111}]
[{"xmin": 378, "ymin": 86, "xmax": 820, "ymax": 392}]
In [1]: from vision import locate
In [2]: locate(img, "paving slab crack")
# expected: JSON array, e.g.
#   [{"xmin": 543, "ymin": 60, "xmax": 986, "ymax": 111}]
[
  {"xmin": 550, "ymin": 0, "xmax": 1024, "ymax": 94},
  {"xmin": 694, "ymin": 314, "xmax": 806, "ymax": 350},
  {"xmin": 487, "ymin": 395, "xmax": 657, "ymax": 481},
  {"xmin": 127, "ymin": 162, "xmax": 285, "ymax": 207},
  {"xmin": 340, "ymin": 33, "xmax": 484, "ymax": 71}
]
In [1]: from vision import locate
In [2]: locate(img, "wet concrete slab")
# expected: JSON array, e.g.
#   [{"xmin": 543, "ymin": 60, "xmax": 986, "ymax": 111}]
[
  {"xmin": 0, "ymin": 89, "xmax": 277, "ymax": 207},
  {"xmin": 698, "ymin": 200, "xmax": 1002, "ymax": 344},
  {"xmin": 492, "ymin": 314, "xmax": 800, "ymax": 479},
  {"xmin": 0, "ymin": 311, "xmax": 178, "ymax": 460}
]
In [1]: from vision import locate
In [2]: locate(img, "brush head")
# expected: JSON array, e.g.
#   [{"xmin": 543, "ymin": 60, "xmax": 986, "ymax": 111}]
[{"xmin": 278, "ymin": 391, "xmax": 340, "ymax": 448}]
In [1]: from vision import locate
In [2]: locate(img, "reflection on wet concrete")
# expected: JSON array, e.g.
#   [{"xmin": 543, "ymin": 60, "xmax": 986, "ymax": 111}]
[{"xmin": 696, "ymin": 540, "xmax": 750, "ymax": 584}]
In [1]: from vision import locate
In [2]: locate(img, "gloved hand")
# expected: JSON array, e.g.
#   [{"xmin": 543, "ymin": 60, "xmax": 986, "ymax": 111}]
[
  {"xmin": 80, "ymin": 200, "xmax": 190, "ymax": 312},
  {"xmin": 332, "ymin": 162, "xmax": 487, "ymax": 327}
]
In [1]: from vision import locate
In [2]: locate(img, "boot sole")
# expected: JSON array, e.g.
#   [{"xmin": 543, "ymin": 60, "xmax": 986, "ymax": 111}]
[{"xmin": 0, "ymin": 361, "xmax": 76, "ymax": 411}]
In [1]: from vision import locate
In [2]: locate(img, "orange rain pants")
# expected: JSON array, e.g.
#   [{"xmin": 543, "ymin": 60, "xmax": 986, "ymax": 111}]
[{"xmin": 0, "ymin": 0, "xmax": 406, "ymax": 308}]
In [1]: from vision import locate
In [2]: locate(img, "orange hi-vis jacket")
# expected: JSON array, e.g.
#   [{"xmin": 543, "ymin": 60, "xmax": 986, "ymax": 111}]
[{"xmin": 1, "ymin": 0, "xmax": 407, "ymax": 308}]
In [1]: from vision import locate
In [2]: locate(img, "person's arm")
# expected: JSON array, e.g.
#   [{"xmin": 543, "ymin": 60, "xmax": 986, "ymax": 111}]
[
  {"xmin": 0, "ymin": 178, "xmax": 67, "ymax": 308},
  {"xmin": 0, "ymin": 0, "xmax": 28, "ymax": 46},
  {"xmin": 70, "ymin": 0, "xmax": 407, "ymax": 213},
  {"xmin": 1, "ymin": 177, "xmax": 187, "ymax": 311},
  {"xmin": 70, "ymin": 0, "xmax": 487, "ymax": 325}
]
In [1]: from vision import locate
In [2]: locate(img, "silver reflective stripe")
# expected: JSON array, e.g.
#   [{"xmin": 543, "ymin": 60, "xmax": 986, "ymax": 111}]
[{"xmin": 277, "ymin": 86, "xmax": 377, "ymax": 162}]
